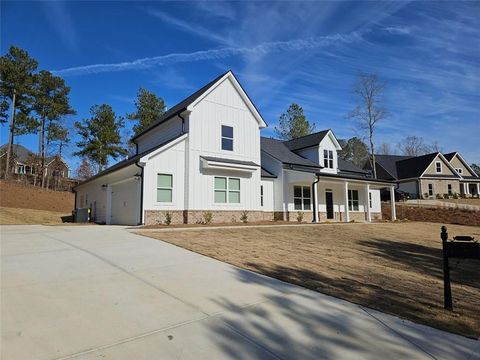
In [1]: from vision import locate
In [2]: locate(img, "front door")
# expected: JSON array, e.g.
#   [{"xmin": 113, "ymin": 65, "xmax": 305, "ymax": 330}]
[{"xmin": 326, "ymin": 191, "xmax": 334, "ymax": 219}]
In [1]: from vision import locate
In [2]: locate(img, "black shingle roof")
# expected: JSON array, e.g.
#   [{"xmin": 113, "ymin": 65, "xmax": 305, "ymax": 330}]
[
  {"xmin": 261, "ymin": 137, "xmax": 321, "ymax": 169},
  {"xmin": 283, "ymin": 130, "xmax": 330, "ymax": 151},
  {"xmin": 131, "ymin": 71, "xmax": 230, "ymax": 141},
  {"xmin": 443, "ymin": 152, "xmax": 456, "ymax": 162},
  {"xmin": 396, "ymin": 153, "xmax": 443, "ymax": 179},
  {"xmin": 261, "ymin": 167, "xmax": 277, "ymax": 178},
  {"xmin": 374, "ymin": 154, "xmax": 413, "ymax": 179},
  {"xmin": 338, "ymin": 158, "xmax": 369, "ymax": 175}
]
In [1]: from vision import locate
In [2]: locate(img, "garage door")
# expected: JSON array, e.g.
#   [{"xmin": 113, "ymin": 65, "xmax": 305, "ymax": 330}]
[{"xmin": 111, "ymin": 179, "xmax": 139, "ymax": 225}]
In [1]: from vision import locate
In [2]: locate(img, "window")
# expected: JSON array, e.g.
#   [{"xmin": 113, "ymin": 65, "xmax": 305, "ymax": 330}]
[
  {"xmin": 157, "ymin": 174, "xmax": 173, "ymax": 202},
  {"xmin": 435, "ymin": 161, "xmax": 442, "ymax": 173},
  {"xmin": 456, "ymin": 168, "xmax": 463, "ymax": 175},
  {"xmin": 221, "ymin": 125, "xmax": 233, "ymax": 151},
  {"xmin": 214, "ymin": 177, "xmax": 240, "ymax": 203},
  {"xmin": 428, "ymin": 184, "xmax": 433, "ymax": 196},
  {"xmin": 85, "ymin": 194, "xmax": 88, "ymax": 207},
  {"xmin": 348, "ymin": 190, "xmax": 359, "ymax": 211},
  {"xmin": 447, "ymin": 184, "xmax": 452, "ymax": 195},
  {"xmin": 17, "ymin": 165, "xmax": 25, "ymax": 174},
  {"xmin": 260, "ymin": 185, "xmax": 264, "ymax": 207},
  {"xmin": 323, "ymin": 150, "xmax": 334, "ymax": 169},
  {"xmin": 369, "ymin": 192, "xmax": 372, "ymax": 208},
  {"xmin": 293, "ymin": 186, "xmax": 311, "ymax": 210}
]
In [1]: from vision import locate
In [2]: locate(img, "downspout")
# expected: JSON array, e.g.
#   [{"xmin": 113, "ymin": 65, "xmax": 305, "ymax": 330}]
[
  {"xmin": 312, "ymin": 174, "xmax": 320, "ymax": 223},
  {"xmin": 135, "ymin": 160, "xmax": 144, "ymax": 226},
  {"xmin": 179, "ymin": 112, "xmax": 186, "ymax": 134}
]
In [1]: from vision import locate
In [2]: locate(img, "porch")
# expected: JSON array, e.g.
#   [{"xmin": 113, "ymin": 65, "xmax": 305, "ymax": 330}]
[
  {"xmin": 282, "ymin": 169, "xmax": 396, "ymax": 223},
  {"xmin": 460, "ymin": 180, "xmax": 480, "ymax": 197}
]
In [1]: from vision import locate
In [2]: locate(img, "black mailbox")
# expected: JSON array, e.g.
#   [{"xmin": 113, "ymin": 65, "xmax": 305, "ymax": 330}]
[{"xmin": 441, "ymin": 226, "xmax": 480, "ymax": 311}]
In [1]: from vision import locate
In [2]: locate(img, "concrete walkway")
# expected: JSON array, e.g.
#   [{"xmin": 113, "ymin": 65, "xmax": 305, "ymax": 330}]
[{"xmin": 1, "ymin": 225, "xmax": 478, "ymax": 360}]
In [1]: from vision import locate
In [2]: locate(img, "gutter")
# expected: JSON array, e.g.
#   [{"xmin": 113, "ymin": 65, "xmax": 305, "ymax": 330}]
[
  {"xmin": 311, "ymin": 175, "xmax": 320, "ymax": 223},
  {"xmin": 134, "ymin": 160, "xmax": 144, "ymax": 225},
  {"xmin": 179, "ymin": 112, "xmax": 186, "ymax": 134}
]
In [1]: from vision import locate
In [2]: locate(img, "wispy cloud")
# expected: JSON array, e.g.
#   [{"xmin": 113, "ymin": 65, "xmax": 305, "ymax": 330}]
[
  {"xmin": 146, "ymin": 8, "xmax": 229, "ymax": 45},
  {"xmin": 42, "ymin": 2, "xmax": 78, "ymax": 52},
  {"xmin": 52, "ymin": 31, "xmax": 363, "ymax": 77},
  {"xmin": 383, "ymin": 26, "xmax": 412, "ymax": 35}
]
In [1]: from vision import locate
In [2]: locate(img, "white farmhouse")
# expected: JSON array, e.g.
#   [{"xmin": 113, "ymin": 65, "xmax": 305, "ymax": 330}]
[{"xmin": 74, "ymin": 71, "xmax": 396, "ymax": 225}]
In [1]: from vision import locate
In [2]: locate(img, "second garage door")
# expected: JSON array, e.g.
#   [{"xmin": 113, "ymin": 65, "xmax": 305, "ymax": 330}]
[{"xmin": 111, "ymin": 179, "xmax": 139, "ymax": 225}]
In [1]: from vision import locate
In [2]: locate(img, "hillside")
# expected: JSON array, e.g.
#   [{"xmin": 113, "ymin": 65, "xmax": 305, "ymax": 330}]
[{"xmin": 0, "ymin": 180, "xmax": 74, "ymax": 213}]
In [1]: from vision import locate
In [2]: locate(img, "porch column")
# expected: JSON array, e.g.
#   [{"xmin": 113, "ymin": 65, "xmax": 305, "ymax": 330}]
[
  {"xmin": 344, "ymin": 182, "xmax": 350, "ymax": 222},
  {"xmin": 464, "ymin": 183, "xmax": 469, "ymax": 196},
  {"xmin": 365, "ymin": 184, "xmax": 371, "ymax": 222},
  {"xmin": 477, "ymin": 183, "xmax": 479, "ymax": 196},
  {"xmin": 390, "ymin": 185, "xmax": 396, "ymax": 221},
  {"xmin": 312, "ymin": 177, "xmax": 319, "ymax": 223}
]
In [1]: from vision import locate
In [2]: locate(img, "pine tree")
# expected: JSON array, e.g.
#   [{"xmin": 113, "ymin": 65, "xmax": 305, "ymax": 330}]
[
  {"xmin": 74, "ymin": 104, "xmax": 127, "ymax": 172},
  {"xmin": 274, "ymin": 103, "xmax": 315, "ymax": 140},
  {"xmin": 0, "ymin": 46, "xmax": 38, "ymax": 178},
  {"xmin": 127, "ymin": 88, "xmax": 166, "ymax": 137}
]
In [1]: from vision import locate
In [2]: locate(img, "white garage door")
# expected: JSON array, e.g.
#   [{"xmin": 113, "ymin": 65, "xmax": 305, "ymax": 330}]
[{"xmin": 111, "ymin": 179, "xmax": 139, "ymax": 225}]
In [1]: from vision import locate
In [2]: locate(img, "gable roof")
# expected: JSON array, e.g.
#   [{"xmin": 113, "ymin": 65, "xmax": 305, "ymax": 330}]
[
  {"xmin": 374, "ymin": 154, "xmax": 413, "ymax": 179},
  {"xmin": 442, "ymin": 152, "xmax": 478, "ymax": 178},
  {"xmin": 0, "ymin": 144, "xmax": 33, "ymax": 162},
  {"xmin": 132, "ymin": 70, "xmax": 267, "ymax": 142},
  {"xmin": 261, "ymin": 137, "xmax": 321, "ymax": 169},
  {"xmin": 283, "ymin": 130, "xmax": 331, "ymax": 151},
  {"xmin": 443, "ymin": 152, "xmax": 456, "ymax": 162}
]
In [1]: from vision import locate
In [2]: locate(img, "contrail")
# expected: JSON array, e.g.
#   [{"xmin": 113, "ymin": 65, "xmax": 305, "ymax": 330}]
[{"xmin": 52, "ymin": 32, "xmax": 362, "ymax": 77}]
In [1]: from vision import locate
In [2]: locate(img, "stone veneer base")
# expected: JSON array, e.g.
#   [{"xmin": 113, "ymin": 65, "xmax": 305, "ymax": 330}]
[{"xmin": 144, "ymin": 210, "xmax": 382, "ymax": 225}]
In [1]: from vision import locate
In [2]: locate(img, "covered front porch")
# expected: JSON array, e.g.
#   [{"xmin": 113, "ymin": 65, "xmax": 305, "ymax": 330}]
[
  {"xmin": 282, "ymin": 169, "xmax": 396, "ymax": 223},
  {"xmin": 460, "ymin": 180, "xmax": 480, "ymax": 197}
]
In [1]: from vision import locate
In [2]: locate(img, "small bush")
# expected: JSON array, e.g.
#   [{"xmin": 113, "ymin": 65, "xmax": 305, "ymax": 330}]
[
  {"xmin": 240, "ymin": 210, "xmax": 248, "ymax": 223},
  {"xmin": 296, "ymin": 211, "xmax": 304, "ymax": 223},
  {"xmin": 423, "ymin": 193, "xmax": 430, "ymax": 199},
  {"xmin": 203, "ymin": 211, "xmax": 213, "ymax": 224},
  {"xmin": 273, "ymin": 212, "xmax": 283, "ymax": 221},
  {"xmin": 164, "ymin": 212, "xmax": 172, "ymax": 225},
  {"xmin": 443, "ymin": 194, "xmax": 449, "ymax": 199},
  {"xmin": 453, "ymin": 193, "xmax": 459, "ymax": 199},
  {"xmin": 436, "ymin": 194, "xmax": 443, "ymax": 200}
]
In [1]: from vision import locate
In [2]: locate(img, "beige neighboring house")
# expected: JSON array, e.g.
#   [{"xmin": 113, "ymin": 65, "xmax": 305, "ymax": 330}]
[
  {"xmin": 372, "ymin": 152, "xmax": 479, "ymax": 199},
  {"xmin": 443, "ymin": 152, "xmax": 480, "ymax": 196}
]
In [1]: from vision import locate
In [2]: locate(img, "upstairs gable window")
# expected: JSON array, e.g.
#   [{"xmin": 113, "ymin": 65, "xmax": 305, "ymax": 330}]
[
  {"xmin": 435, "ymin": 161, "xmax": 442, "ymax": 173},
  {"xmin": 324, "ymin": 150, "xmax": 334, "ymax": 169},
  {"xmin": 456, "ymin": 168, "xmax": 463, "ymax": 175},
  {"xmin": 221, "ymin": 125, "xmax": 233, "ymax": 151}
]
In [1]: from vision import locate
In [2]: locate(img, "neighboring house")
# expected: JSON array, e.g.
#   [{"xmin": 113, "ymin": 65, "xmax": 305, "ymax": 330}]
[
  {"xmin": 0, "ymin": 143, "xmax": 70, "ymax": 180},
  {"xmin": 74, "ymin": 71, "xmax": 396, "ymax": 225},
  {"xmin": 372, "ymin": 152, "xmax": 479, "ymax": 199}
]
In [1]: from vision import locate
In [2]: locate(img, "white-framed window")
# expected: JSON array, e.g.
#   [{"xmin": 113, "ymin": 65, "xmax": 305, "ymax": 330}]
[
  {"xmin": 17, "ymin": 165, "xmax": 25, "ymax": 174},
  {"xmin": 428, "ymin": 184, "xmax": 433, "ymax": 196},
  {"xmin": 157, "ymin": 174, "xmax": 173, "ymax": 203},
  {"xmin": 214, "ymin": 177, "xmax": 240, "ymax": 203},
  {"xmin": 294, "ymin": 186, "xmax": 311, "ymax": 210},
  {"xmin": 447, "ymin": 184, "xmax": 452, "ymax": 195},
  {"xmin": 221, "ymin": 125, "xmax": 233, "ymax": 151},
  {"xmin": 456, "ymin": 168, "xmax": 463, "ymax": 175},
  {"xmin": 435, "ymin": 161, "xmax": 442, "ymax": 173},
  {"xmin": 369, "ymin": 192, "xmax": 372, "ymax": 208},
  {"xmin": 260, "ymin": 185, "xmax": 264, "ymax": 207},
  {"xmin": 323, "ymin": 150, "xmax": 334, "ymax": 169},
  {"xmin": 348, "ymin": 189, "xmax": 359, "ymax": 211}
]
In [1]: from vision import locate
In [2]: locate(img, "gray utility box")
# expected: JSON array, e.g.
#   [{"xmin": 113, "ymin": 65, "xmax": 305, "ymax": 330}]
[{"xmin": 74, "ymin": 208, "xmax": 90, "ymax": 223}]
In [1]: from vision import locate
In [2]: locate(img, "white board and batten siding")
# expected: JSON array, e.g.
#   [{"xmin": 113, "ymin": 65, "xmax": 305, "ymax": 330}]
[{"xmin": 187, "ymin": 76, "xmax": 263, "ymax": 211}]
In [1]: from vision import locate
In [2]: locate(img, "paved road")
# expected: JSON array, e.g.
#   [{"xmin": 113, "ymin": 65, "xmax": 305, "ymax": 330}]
[{"xmin": 1, "ymin": 225, "xmax": 479, "ymax": 360}]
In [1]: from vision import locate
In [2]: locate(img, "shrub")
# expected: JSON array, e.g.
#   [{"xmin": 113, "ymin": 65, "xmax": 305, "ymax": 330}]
[
  {"xmin": 423, "ymin": 193, "xmax": 430, "ymax": 199},
  {"xmin": 203, "ymin": 211, "xmax": 213, "ymax": 224},
  {"xmin": 296, "ymin": 211, "xmax": 304, "ymax": 223},
  {"xmin": 164, "ymin": 212, "xmax": 172, "ymax": 225},
  {"xmin": 443, "ymin": 194, "xmax": 449, "ymax": 199},
  {"xmin": 436, "ymin": 194, "xmax": 443, "ymax": 200},
  {"xmin": 452, "ymin": 193, "xmax": 459, "ymax": 199},
  {"xmin": 273, "ymin": 212, "xmax": 283, "ymax": 221},
  {"xmin": 240, "ymin": 210, "xmax": 248, "ymax": 223}
]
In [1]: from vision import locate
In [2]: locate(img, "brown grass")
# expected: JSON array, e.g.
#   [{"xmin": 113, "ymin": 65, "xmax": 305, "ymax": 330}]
[
  {"xmin": 0, "ymin": 180, "xmax": 74, "ymax": 213},
  {"xmin": 443, "ymin": 198, "xmax": 480, "ymax": 206},
  {"xmin": 0, "ymin": 207, "xmax": 71, "ymax": 224},
  {"xmin": 136, "ymin": 222, "xmax": 480, "ymax": 338}
]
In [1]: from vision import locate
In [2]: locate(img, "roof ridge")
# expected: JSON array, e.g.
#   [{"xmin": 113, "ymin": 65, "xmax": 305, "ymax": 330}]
[{"xmin": 283, "ymin": 129, "xmax": 330, "ymax": 143}]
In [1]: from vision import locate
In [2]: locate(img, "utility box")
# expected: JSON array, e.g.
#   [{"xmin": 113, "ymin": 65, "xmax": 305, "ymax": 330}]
[{"xmin": 74, "ymin": 208, "xmax": 90, "ymax": 223}]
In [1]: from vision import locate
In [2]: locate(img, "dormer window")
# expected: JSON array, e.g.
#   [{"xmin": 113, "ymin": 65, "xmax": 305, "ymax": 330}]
[
  {"xmin": 435, "ymin": 161, "xmax": 442, "ymax": 173},
  {"xmin": 221, "ymin": 125, "xmax": 233, "ymax": 151},
  {"xmin": 456, "ymin": 168, "xmax": 463, "ymax": 175},
  {"xmin": 324, "ymin": 150, "xmax": 334, "ymax": 169}
]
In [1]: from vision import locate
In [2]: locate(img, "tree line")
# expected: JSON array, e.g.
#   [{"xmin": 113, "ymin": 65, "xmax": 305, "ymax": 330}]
[{"xmin": 0, "ymin": 46, "xmax": 166, "ymax": 183}]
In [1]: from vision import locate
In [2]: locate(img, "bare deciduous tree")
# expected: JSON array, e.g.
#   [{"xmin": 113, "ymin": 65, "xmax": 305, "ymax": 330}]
[
  {"xmin": 348, "ymin": 73, "xmax": 388, "ymax": 178},
  {"xmin": 377, "ymin": 142, "xmax": 393, "ymax": 155},
  {"xmin": 398, "ymin": 136, "xmax": 429, "ymax": 156}
]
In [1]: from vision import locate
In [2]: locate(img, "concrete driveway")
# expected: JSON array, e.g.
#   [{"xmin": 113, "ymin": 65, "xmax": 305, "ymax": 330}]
[{"xmin": 1, "ymin": 225, "xmax": 478, "ymax": 360}]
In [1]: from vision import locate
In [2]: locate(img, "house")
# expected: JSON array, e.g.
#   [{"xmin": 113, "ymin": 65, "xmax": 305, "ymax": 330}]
[
  {"xmin": 372, "ymin": 152, "xmax": 479, "ymax": 199},
  {"xmin": 0, "ymin": 144, "xmax": 70, "ymax": 181},
  {"xmin": 74, "ymin": 71, "xmax": 396, "ymax": 225}
]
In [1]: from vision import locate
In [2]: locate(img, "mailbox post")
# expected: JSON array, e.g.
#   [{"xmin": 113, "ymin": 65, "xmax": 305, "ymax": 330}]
[{"xmin": 440, "ymin": 225, "xmax": 480, "ymax": 311}]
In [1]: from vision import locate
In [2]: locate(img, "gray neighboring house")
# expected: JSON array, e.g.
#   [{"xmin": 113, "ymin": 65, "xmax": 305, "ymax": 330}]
[{"xmin": 372, "ymin": 152, "xmax": 479, "ymax": 198}]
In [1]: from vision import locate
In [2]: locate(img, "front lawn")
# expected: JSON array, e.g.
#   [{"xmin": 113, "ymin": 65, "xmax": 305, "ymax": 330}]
[{"xmin": 136, "ymin": 222, "xmax": 480, "ymax": 338}]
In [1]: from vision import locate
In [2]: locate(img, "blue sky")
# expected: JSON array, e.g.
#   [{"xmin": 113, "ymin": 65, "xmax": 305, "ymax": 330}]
[{"xmin": 2, "ymin": 1, "xmax": 479, "ymax": 172}]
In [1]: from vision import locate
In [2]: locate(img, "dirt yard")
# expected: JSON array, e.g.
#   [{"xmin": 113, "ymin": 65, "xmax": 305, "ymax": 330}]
[
  {"xmin": 0, "ymin": 207, "xmax": 71, "ymax": 224},
  {"xmin": 0, "ymin": 180, "xmax": 74, "ymax": 213},
  {"xmin": 136, "ymin": 222, "xmax": 480, "ymax": 338}
]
